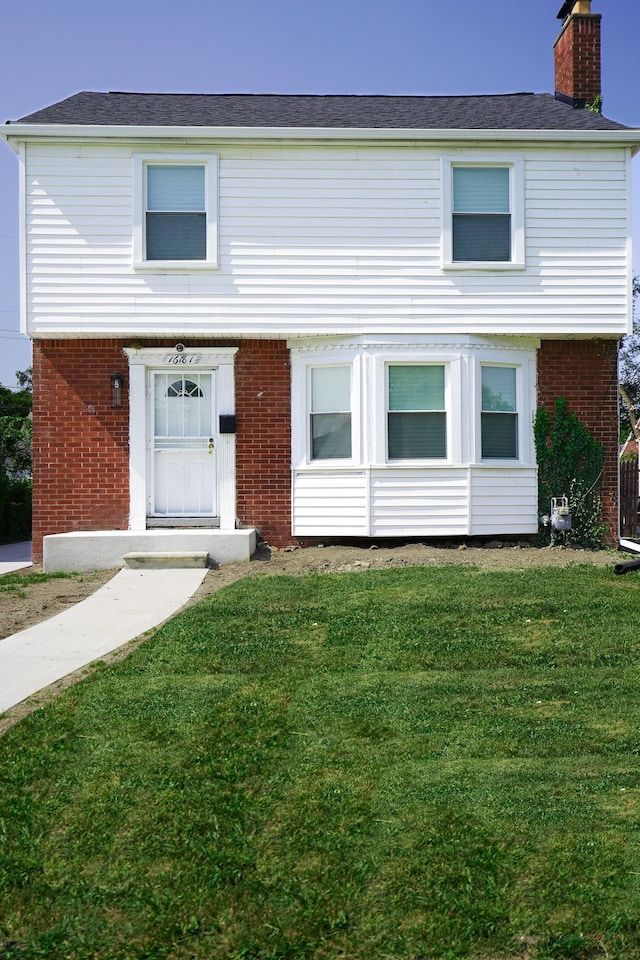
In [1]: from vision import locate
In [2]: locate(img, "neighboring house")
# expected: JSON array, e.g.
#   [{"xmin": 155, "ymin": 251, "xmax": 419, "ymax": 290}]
[{"xmin": 1, "ymin": 0, "xmax": 639, "ymax": 571}]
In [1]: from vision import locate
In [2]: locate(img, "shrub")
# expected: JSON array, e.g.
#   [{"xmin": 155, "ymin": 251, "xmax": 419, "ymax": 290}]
[
  {"xmin": 534, "ymin": 398, "xmax": 606, "ymax": 547},
  {"xmin": 0, "ymin": 470, "xmax": 32, "ymax": 541}
]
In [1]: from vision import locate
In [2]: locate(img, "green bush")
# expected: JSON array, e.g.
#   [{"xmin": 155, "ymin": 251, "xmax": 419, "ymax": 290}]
[
  {"xmin": 534, "ymin": 398, "xmax": 606, "ymax": 547},
  {"xmin": 0, "ymin": 469, "xmax": 32, "ymax": 541}
]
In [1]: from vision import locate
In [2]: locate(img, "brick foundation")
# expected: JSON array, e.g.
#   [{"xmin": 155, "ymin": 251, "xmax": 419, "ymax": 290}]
[{"xmin": 537, "ymin": 338, "xmax": 619, "ymax": 543}]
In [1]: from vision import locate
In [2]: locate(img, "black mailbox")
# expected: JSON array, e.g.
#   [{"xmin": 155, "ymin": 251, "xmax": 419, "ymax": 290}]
[{"xmin": 219, "ymin": 414, "xmax": 237, "ymax": 434}]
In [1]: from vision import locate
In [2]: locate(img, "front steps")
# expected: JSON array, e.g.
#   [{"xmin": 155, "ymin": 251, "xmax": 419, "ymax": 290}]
[
  {"xmin": 123, "ymin": 551, "xmax": 210, "ymax": 570},
  {"xmin": 42, "ymin": 528, "xmax": 257, "ymax": 573}
]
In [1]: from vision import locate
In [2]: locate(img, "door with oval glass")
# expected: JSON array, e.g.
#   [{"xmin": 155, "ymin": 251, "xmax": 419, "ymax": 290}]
[{"xmin": 150, "ymin": 370, "xmax": 217, "ymax": 517}]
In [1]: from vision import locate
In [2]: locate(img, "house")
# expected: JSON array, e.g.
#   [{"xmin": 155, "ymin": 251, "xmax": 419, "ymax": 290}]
[{"xmin": 1, "ymin": 0, "xmax": 638, "ymax": 571}]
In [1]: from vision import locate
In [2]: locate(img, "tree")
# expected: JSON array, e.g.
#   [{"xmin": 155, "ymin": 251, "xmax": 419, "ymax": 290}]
[
  {"xmin": 619, "ymin": 276, "xmax": 640, "ymax": 442},
  {"xmin": 0, "ymin": 367, "xmax": 32, "ymax": 477},
  {"xmin": 0, "ymin": 368, "xmax": 32, "ymax": 542}
]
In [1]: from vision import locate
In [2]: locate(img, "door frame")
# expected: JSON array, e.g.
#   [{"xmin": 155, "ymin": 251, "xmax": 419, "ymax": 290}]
[
  {"xmin": 149, "ymin": 368, "xmax": 218, "ymax": 520},
  {"xmin": 125, "ymin": 346, "xmax": 238, "ymax": 531}
]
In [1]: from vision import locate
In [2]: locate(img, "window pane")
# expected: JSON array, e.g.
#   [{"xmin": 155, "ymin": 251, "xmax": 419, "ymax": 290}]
[
  {"xmin": 311, "ymin": 367, "xmax": 350, "ymax": 413},
  {"xmin": 311, "ymin": 413, "xmax": 351, "ymax": 459},
  {"xmin": 146, "ymin": 213, "xmax": 206, "ymax": 260},
  {"xmin": 482, "ymin": 367, "xmax": 516, "ymax": 412},
  {"xmin": 453, "ymin": 167, "xmax": 509, "ymax": 213},
  {"xmin": 147, "ymin": 165, "xmax": 205, "ymax": 211},
  {"xmin": 389, "ymin": 366, "xmax": 444, "ymax": 411},
  {"xmin": 452, "ymin": 214, "xmax": 511, "ymax": 261},
  {"xmin": 388, "ymin": 412, "xmax": 446, "ymax": 459},
  {"xmin": 481, "ymin": 413, "xmax": 518, "ymax": 458}
]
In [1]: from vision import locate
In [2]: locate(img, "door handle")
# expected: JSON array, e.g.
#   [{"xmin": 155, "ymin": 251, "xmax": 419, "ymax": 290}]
[{"xmin": 208, "ymin": 437, "xmax": 215, "ymax": 454}]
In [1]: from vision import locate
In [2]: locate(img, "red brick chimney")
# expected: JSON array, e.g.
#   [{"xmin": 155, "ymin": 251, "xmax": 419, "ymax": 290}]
[{"xmin": 554, "ymin": 0, "xmax": 602, "ymax": 109}]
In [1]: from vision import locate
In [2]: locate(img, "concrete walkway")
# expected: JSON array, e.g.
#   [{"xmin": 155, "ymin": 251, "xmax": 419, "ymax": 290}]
[
  {"xmin": 0, "ymin": 567, "xmax": 208, "ymax": 715},
  {"xmin": 0, "ymin": 540, "xmax": 32, "ymax": 574}
]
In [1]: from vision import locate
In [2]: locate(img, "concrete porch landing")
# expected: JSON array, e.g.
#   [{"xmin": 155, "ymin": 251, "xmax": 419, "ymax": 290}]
[{"xmin": 43, "ymin": 528, "xmax": 257, "ymax": 573}]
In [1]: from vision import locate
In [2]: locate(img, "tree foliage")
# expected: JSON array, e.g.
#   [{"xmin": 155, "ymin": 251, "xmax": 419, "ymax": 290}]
[
  {"xmin": 0, "ymin": 368, "xmax": 32, "ymax": 541},
  {"xmin": 619, "ymin": 275, "xmax": 640, "ymax": 442},
  {"xmin": 0, "ymin": 368, "xmax": 32, "ymax": 477}
]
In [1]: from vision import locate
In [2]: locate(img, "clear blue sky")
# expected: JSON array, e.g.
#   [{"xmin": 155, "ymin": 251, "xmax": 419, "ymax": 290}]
[{"xmin": 1, "ymin": 0, "xmax": 639, "ymax": 388}]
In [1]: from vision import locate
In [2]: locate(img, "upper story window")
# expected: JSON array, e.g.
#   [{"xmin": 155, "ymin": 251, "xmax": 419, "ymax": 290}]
[
  {"xmin": 310, "ymin": 366, "xmax": 352, "ymax": 460},
  {"xmin": 442, "ymin": 159, "xmax": 524, "ymax": 270},
  {"xmin": 133, "ymin": 154, "xmax": 218, "ymax": 269},
  {"xmin": 453, "ymin": 167, "xmax": 510, "ymax": 261},
  {"xmin": 147, "ymin": 166, "xmax": 206, "ymax": 261},
  {"xmin": 481, "ymin": 366, "xmax": 518, "ymax": 459},
  {"xmin": 387, "ymin": 364, "xmax": 446, "ymax": 460}
]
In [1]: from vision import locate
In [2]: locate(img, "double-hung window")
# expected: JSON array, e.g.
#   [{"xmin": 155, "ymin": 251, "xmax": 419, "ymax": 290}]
[
  {"xmin": 442, "ymin": 159, "xmax": 524, "ymax": 269},
  {"xmin": 387, "ymin": 365, "xmax": 446, "ymax": 459},
  {"xmin": 453, "ymin": 167, "xmax": 510, "ymax": 261},
  {"xmin": 133, "ymin": 155, "xmax": 218, "ymax": 268},
  {"xmin": 481, "ymin": 366, "xmax": 518, "ymax": 459},
  {"xmin": 310, "ymin": 366, "xmax": 352, "ymax": 460}
]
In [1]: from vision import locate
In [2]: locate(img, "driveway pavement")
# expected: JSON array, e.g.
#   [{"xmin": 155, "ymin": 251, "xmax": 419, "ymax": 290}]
[{"xmin": 0, "ymin": 564, "xmax": 208, "ymax": 715}]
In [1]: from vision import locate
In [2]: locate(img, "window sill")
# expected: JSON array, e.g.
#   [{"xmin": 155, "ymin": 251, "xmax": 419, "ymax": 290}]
[
  {"xmin": 133, "ymin": 260, "xmax": 219, "ymax": 272},
  {"xmin": 442, "ymin": 260, "xmax": 525, "ymax": 272}
]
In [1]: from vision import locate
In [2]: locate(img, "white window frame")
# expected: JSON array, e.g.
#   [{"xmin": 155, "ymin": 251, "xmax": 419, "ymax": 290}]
[
  {"xmin": 472, "ymin": 357, "xmax": 534, "ymax": 465},
  {"xmin": 479, "ymin": 364, "xmax": 519, "ymax": 461},
  {"xmin": 308, "ymin": 364, "xmax": 354, "ymax": 463},
  {"xmin": 385, "ymin": 362, "xmax": 449, "ymax": 463},
  {"xmin": 290, "ymin": 351, "xmax": 361, "ymax": 468},
  {"xmin": 133, "ymin": 153, "xmax": 219, "ymax": 270},
  {"xmin": 441, "ymin": 157, "xmax": 525, "ymax": 271}
]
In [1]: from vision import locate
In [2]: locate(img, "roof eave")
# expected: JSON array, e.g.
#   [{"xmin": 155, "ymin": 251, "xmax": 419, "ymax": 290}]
[{"xmin": 2, "ymin": 122, "xmax": 639, "ymax": 150}]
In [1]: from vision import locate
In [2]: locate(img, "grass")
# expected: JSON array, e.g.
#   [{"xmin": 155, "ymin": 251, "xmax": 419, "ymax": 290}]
[
  {"xmin": 1, "ymin": 564, "xmax": 640, "ymax": 959},
  {"xmin": 0, "ymin": 570, "xmax": 69, "ymax": 598}
]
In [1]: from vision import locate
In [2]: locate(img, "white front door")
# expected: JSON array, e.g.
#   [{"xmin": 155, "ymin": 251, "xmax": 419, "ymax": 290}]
[{"xmin": 150, "ymin": 370, "xmax": 217, "ymax": 517}]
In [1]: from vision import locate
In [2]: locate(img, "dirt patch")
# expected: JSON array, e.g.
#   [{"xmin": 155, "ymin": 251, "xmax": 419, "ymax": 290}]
[
  {"xmin": 0, "ymin": 541, "xmax": 623, "ymax": 736},
  {"xmin": 0, "ymin": 567, "xmax": 117, "ymax": 641},
  {"xmin": 0, "ymin": 541, "xmax": 620, "ymax": 642}
]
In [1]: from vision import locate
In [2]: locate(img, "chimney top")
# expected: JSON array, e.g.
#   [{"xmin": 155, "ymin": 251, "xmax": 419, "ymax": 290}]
[
  {"xmin": 554, "ymin": 0, "xmax": 601, "ymax": 109},
  {"xmin": 557, "ymin": 0, "xmax": 592, "ymax": 19}
]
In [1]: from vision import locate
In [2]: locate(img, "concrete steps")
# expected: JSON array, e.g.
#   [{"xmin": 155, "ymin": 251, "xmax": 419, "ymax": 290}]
[
  {"xmin": 123, "ymin": 551, "xmax": 209, "ymax": 570},
  {"xmin": 42, "ymin": 529, "xmax": 257, "ymax": 572}
]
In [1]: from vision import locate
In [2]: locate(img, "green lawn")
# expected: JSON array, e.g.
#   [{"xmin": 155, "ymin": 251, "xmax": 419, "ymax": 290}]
[{"xmin": 1, "ymin": 565, "xmax": 640, "ymax": 959}]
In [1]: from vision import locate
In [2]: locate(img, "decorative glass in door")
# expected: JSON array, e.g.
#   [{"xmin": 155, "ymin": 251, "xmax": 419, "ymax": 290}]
[{"xmin": 151, "ymin": 372, "xmax": 217, "ymax": 516}]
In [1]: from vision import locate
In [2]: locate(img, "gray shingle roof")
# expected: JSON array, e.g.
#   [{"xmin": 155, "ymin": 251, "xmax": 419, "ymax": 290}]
[{"xmin": 10, "ymin": 90, "xmax": 628, "ymax": 132}]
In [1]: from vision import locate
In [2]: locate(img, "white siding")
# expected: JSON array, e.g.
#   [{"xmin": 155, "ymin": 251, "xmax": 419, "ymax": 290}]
[
  {"xmin": 369, "ymin": 469, "xmax": 469, "ymax": 537},
  {"xmin": 292, "ymin": 470, "xmax": 368, "ymax": 536},
  {"xmin": 469, "ymin": 467, "xmax": 538, "ymax": 535},
  {"xmin": 292, "ymin": 465, "xmax": 538, "ymax": 538},
  {"xmin": 23, "ymin": 141, "xmax": 630, "ymax": 338}
]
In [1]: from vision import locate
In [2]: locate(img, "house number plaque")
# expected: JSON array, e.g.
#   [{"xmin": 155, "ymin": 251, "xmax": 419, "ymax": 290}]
[{"xmin": 163, "ymin": 354, "xmax": 202, "ymax": 365}]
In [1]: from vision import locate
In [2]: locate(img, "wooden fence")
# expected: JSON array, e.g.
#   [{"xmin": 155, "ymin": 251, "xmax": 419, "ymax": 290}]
[{"xmin": 620, "ymin": 459, "xmax": 639, "ymax": 538}]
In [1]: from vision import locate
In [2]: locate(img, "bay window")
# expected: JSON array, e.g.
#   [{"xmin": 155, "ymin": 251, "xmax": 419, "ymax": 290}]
[
  {"xmin": 387, "ymin": 365, "xmax": 447, "ymax": 459},
  {"xmin": 481, "ymin": 366, "xmax": 518, "ymax": 459},
  {"xmin": 310, "ymin": 366, "xmax": 352, "ymax": 460}
]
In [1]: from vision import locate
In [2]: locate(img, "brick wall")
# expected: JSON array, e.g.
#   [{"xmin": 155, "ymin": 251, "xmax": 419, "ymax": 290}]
[
  {"xmin": 235, "ymin": 339, "xmax": 296, "ymax": 547},
  {"xmin": 554, "ymin": 12, "xmax": 601, "ymax": 106},
  {"xmin": 537, "ymin": 338, "xmax": 619, "ymax": 542},
  {"xmin": 31, "ymin": 338, "xmax": 297, "ymax": 563},
  {"xmin": 32, "ymin": 340, "xmax": 130, "ymax": 563}
]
